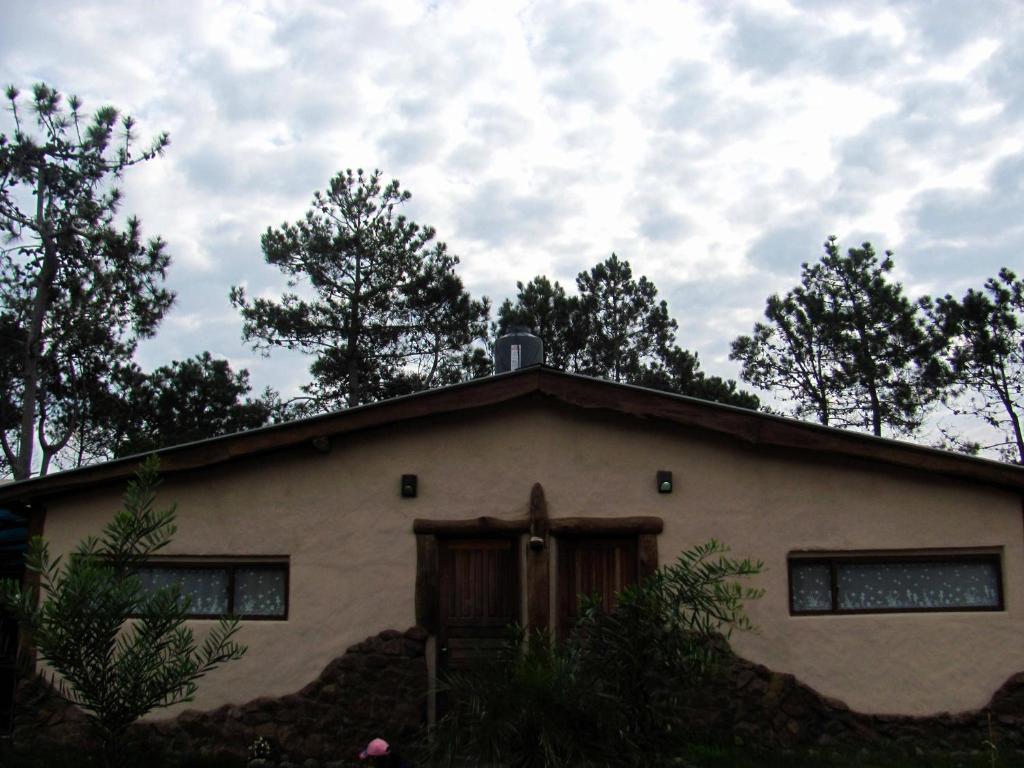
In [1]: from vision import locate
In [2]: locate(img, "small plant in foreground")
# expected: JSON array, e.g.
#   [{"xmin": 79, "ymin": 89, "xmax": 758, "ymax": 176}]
[
  {"xmin": 983, "ymin": 712, "xmax": 999, "ymax": 768},
  {"xmin": 248, "ymin": 735, "xmax": 273, "ymax": 762},
  {"xmin": 1, "ymin": 456, "xmax": 246, "ymax": 768}
]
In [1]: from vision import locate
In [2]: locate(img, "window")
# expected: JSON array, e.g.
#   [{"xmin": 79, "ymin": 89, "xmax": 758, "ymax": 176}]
[
  {"xmin": 137, "ymin": 560, "xmax": 289, "ymax": 620},
  {"xmin": 789, "ymin": 553, "xmax": 1003, "ymax": 614}
]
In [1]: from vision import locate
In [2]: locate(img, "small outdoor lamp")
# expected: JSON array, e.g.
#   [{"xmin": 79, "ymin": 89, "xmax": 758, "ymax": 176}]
[
  {"xmin": 656, "ymin": 470, "xmax": 673, "ymax": 494},
  {"xmin": 401, "ymin": 474, "xmax": 418, "ymax": 498}
]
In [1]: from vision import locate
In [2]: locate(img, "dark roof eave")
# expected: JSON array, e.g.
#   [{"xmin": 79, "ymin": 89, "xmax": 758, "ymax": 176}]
[
  {"xmin": 0, "ymin": 368, "xmax": 549, "ymax": 503},
  {"xmin": 1, "ymin": 366, "xmax": 1022, "ymax": 504}
]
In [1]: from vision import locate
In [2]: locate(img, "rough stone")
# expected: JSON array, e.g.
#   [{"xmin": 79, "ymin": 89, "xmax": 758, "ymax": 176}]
[
  {"xmin": 12, "ymin": 625, "xmax": 430, "ymax": 763},
  {"xmin": 404, "ymin": 626, "xmax": 428, "ymax": 642},
  {"xmin": 679, "ymin": 648, "xmax": 1024, "ymax": 753},
  {"xmin": 13, "ymin": 626, "xmax": 1024, "ymax": 760}
]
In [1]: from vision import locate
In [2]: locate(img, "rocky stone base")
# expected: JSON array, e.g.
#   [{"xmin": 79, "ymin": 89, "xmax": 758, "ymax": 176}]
[
  {"xmin": 13, "ymin": 626, "xmax": 429, "ymax": 764},
  {"xmin": 11, "ymin": 627, "xmax": 1024, "ymax": 762},
  {"xmin": 689, "ymin": 652, "xmax": 1024, "ymax": 754}
]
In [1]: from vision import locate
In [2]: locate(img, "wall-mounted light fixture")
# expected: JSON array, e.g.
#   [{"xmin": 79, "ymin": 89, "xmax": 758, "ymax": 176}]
[
  {"xmin": 401, "ymin": 474, "xmax": 418, "ymax": 498},
  {"xmin": 310, "ymin": 436, "xmax": 331, "ymax": 454},
  {"xmin": 656, "ymin": 470, "xmax": 673, "ymax": 494}
]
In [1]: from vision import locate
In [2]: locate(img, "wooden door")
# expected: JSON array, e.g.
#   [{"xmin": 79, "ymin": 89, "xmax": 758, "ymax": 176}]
[
  {"xmin": 557, "ymin": 536, "xmax": 638, "ymax": 637},
  {"xmin": 438, "ymin": 538, "xmax": 519, "ymax": 674}
]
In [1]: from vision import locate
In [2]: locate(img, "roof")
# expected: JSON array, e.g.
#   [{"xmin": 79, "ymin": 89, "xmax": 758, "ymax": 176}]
[{"xmin": 1, "ymin": 365, "xmax": 1022, "ymax": 504}]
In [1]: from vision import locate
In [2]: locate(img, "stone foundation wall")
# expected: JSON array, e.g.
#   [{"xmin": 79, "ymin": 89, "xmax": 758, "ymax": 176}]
[
  {"xmin": 14, "ymin": 626, "xmax": 429, "ymax": 764},
  {"xmin": 12, "ymin": 628, "xmax": 1024, "ymax": 762},
  {"xmin": 691, "ymin": 652, "xmax": 1024, "ymax": 754}
]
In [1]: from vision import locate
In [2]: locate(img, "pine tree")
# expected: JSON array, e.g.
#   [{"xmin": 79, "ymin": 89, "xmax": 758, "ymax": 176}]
[
  {"xmin": 925, "ymin": 268, "xmax": 1024, "ymax": 463},
  {"xmin": 497, "ymin": 276, "xmax": 588, "ymax": 371},
  {"xmin": 730, "ymin": 273, "xmax": 841, "ymax": 427},
  {"xmin": 231, "ymin": 169, "xmax": 489, "ymax": 410},
  {"xmin": 499, "ymin": 256, "xmax": 758, "ymax": 408},
  {"xmin": 576, "ymin": 254, "xmax": 675, "ymax": 383},
  {"xmin": 112, "ymin": 353, "xmax": 278, "ymax": 457},
  {"xmin": 732, "ymin": 237, "xmax": 937, "ymax": 436},
  {"xmin": 0, "ymin": 84, "xmax": 173, "ymax": 479},
  {"xmin": 636, "ymin": 347, "xmax": 760, "ymax": 410}
]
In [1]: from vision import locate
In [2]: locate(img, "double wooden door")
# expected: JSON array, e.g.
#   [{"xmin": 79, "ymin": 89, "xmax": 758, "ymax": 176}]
[{"xmin": 435, "ymin": 535, "xmax": 641, "ymax": 666}]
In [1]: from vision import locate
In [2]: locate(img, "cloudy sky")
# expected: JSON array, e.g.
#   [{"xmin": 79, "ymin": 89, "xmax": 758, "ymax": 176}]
[{"xmin": 3, "ymin": 0, "xmax": 1022, "ymax": 443}]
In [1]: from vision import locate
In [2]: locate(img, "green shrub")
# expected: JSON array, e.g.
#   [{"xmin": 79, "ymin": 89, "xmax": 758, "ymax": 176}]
[
  {"xmin": 1, "ymin": 457, "xmax": 246, "ymax": 768},
  {"xmin": 426, "ymin": 539, "xmax": 763, "ymax": 768},
  {"xmin": 426, "ymin": 627, "xmax": 609, "ymax": 767},
  {"xmin": 571, "ymin": 540, "xmax": 763, "ymax": 762}
]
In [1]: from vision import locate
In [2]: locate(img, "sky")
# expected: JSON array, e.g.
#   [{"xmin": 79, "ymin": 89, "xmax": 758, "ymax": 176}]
[{"xmin": 2, "ymin": 0, "xmax": 1022, "ymax": 447}]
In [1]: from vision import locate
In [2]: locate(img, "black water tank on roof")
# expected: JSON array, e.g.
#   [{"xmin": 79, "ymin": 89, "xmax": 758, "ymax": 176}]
[{"xmin": 494, "ymin": 328, "xmax": 543, "ymax": 373}]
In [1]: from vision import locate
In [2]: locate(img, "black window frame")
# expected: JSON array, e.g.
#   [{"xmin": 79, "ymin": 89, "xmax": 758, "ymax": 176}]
[
  {"xmin": 136, "ymin": 558, "xmax": 290, "ymax": 621},
  {"xmin": 788, "ymin": 551, "xmax": 1004, "ymax": 616}
]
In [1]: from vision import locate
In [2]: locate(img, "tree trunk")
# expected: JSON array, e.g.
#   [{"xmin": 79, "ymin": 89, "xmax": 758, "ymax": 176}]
[
  {"xmin": 868, "ymin": 381, "xmax": 882, "ymax": 436},
  {"xmin": 15, "ymin": 173, "xmax": 56, "ymax": 481},
  {"xmin": 346, "ymin": 251, "xmax": 362, "ymax": 408},
  {"xmin": 38, "ymin": 419, "xmax": 73, "ymax": 477},
  {"xmin": 1010, "ymin": 408, "xmax": 1024, "ymax": 465},
  {"xmin": 994, "ymin": 374, "xmax": 1024, "ymax": 464},
  {"xmin": 100, "ymin": 725, "xmax": 123, "ymax": 768},
  {"xmin": 817, "ymin": 391, "xmax": 830, "ymax": 427}
]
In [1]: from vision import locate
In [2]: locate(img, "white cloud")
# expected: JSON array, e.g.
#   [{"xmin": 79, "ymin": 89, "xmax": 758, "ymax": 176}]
[{"xmin": 2, "ymin": 0, "xmax": 1023, "ymax": 435}]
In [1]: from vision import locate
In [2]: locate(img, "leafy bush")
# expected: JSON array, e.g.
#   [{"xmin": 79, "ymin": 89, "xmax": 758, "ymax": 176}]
[
  {"xmin": 1, "ymin": 456, "xmax": 246, "ymax": 768},
  {"xmin": 426, "ymin": 539, "xmax": 763, "ymax": 768},
  {"xmin": 572, "ymin": 540, "xmax": 764, "ymax": 762},
  {"xmin": 426, "ymin": 628, "xmax": 608, "ymax": 767}
]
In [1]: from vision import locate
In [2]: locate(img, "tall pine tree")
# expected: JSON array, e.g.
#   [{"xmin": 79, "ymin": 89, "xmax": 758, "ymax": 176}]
[
  {"xmin": 497, "ymin": 276, "xmax": 589, "ymax": 371},
  {"xmin": 231, "ymin": 169, "xmax": 489, "ymax": 410},
  {"xmin": 732, "ymin": 237, "xmax": 937, "ymax": 436},
  {"xmin": 0, "ymin": 84, "xmax": 173, "ymax": 479},
  {"xmin": 499, "ymin": 255, "xmax": 758, "ymax": 409},
  {"xmin": 576, "ymin": 254, "xmax": 675, "ymax": 383},
  {"xmin": 925, "ymin": 268, "xmax": 1024, "ymax": 463},
  {"xmin": 112, "ymin": 353, "xmax": 278, "ymax": 458},
  {"xmin": 729, "ymin": 273, "xmax": 842, "ymax": 427}
]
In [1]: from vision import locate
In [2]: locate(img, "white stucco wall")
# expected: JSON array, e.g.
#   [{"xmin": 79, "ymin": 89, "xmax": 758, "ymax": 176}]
[{"xmin": 38, "ymin": 399, "xmax": 1024, "ymax": 716}]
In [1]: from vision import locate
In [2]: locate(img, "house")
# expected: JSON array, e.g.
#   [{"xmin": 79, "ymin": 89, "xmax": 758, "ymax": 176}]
[{"xmin": 1, "ymin": 364, "xmax": 1023, "ymax": 758}]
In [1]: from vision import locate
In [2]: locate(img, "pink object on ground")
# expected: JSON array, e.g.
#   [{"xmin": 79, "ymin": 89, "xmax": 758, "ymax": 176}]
[{"xmin": 359, "ymin": 738, "xmax": 391, "ymax": 759}]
